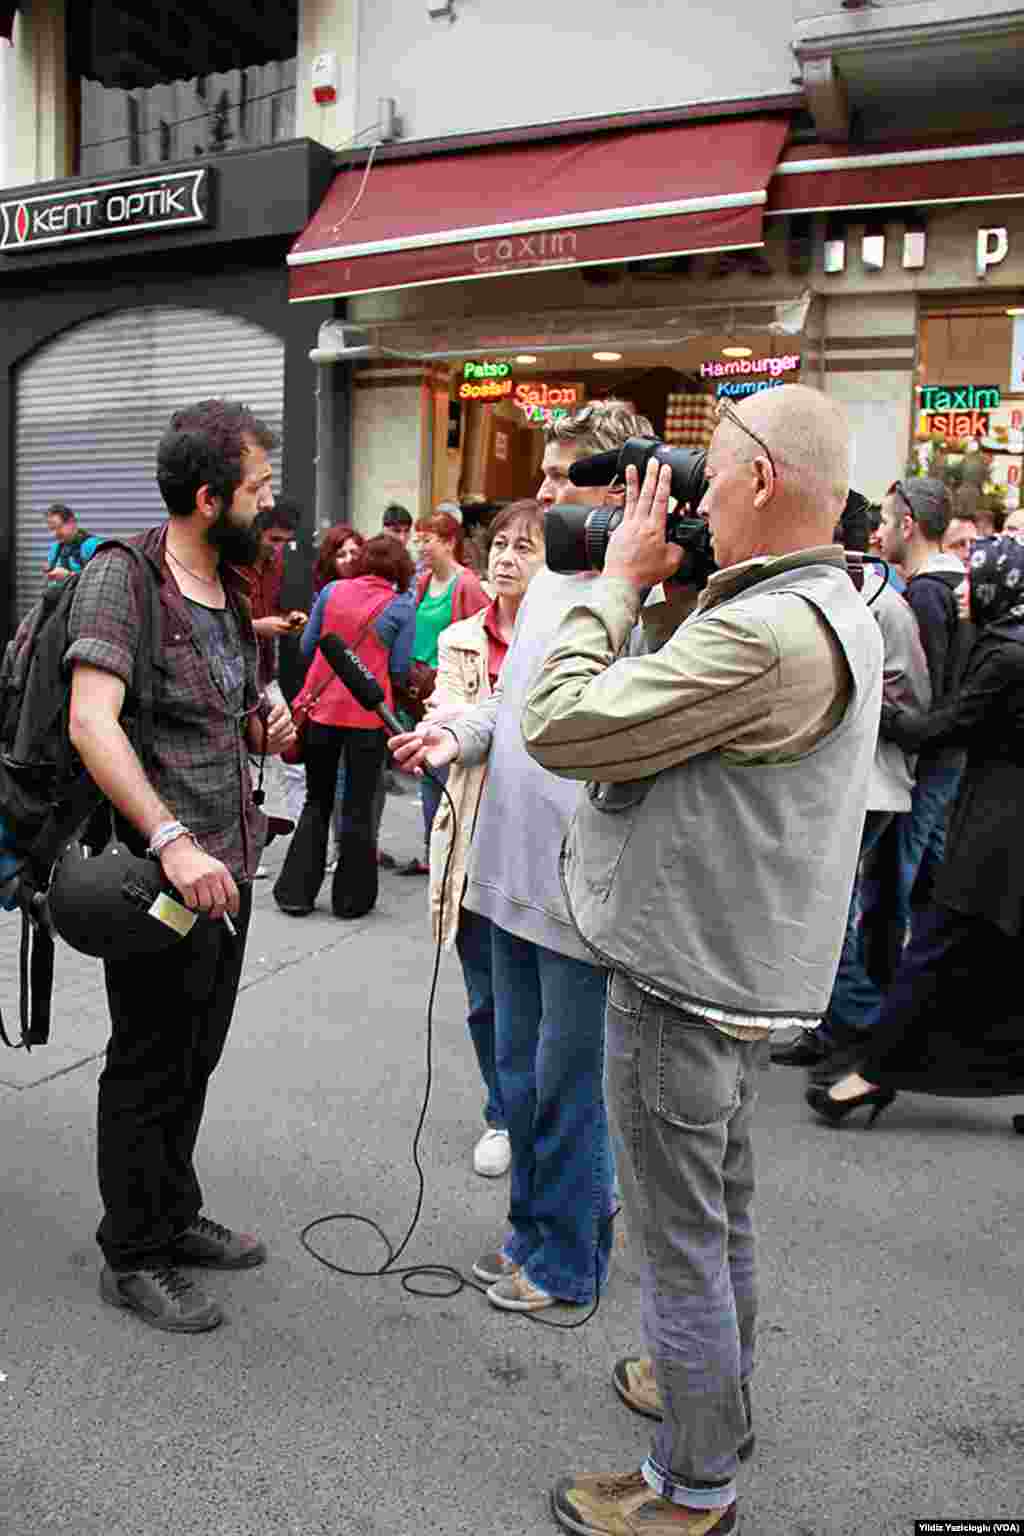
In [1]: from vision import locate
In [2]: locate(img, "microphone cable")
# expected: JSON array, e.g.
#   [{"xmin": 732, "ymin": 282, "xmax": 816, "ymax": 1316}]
[{"xmin": 299, "ymin": 771, "xmax": 617, "ymax": 1330}]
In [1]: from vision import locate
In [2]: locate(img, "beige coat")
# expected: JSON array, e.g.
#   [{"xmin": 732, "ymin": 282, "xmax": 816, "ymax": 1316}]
[{"xmin": 428, "ymin": 606, "xmax": 494, "ymax": 948}]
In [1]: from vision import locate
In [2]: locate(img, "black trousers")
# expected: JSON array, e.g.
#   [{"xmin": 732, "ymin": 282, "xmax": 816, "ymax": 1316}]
[
  {"xmin": 865, "ymin": 901, "xmax": 1024, "ymax": 1096},
  {"xmin": 274, "ymin": 721, "xmax": 386, "ymax": 919},
  {"xmin": 96, "ymin": 884, "xmax": 252, "ymax": 1270}
]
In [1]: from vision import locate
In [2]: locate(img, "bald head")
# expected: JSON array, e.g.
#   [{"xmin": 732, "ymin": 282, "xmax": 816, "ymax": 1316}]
[
  {"xmin": 702, "ymin": 384, "xmax": 852, "ymax": 570},
  {"xmin": 732, "ymin": 385, "xmax": 850, "ymax": 508}
]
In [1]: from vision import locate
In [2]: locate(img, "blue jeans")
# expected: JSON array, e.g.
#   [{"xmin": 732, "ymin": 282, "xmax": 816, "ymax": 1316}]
[
  {"xmin": 819, "ymin": 810, "xmax": 893, "ymax": 1048},
  {"xmin": 454, "ymin": 908, "xmax": 504, "ymax": 1129},
  {"xmin": 489, "ymin": 922, "xmax": 614, "ymax": 1303},
  {"xmin": 860, "ymin": 755, "xmax": 962, "ymax": 989},
  {"xmin": 605, "ymin": 971, "xmax": 767, "ymax": 1512}
]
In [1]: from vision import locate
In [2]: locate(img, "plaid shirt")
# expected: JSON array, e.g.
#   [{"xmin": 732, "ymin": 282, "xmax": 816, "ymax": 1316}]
[{"xmin": 65, "ymin": 525, "xmax": 267, "ymax": 880}]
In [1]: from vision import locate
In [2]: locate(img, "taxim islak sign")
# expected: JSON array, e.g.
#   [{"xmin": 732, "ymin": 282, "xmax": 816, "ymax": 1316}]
[
  {"xmin": 0, "ymin": 169, "xmax": 213, "ymax": 253},
  {"xmin": 918, "ymin": 384, "xmax": 1001, "ymax": 440},
  {"xmin": 700, "ymin": 354, "xmax": 801, "ymax": 398}
]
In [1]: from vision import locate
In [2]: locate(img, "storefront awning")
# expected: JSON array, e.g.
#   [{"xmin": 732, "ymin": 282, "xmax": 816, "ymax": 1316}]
[
  {"xmin": 288, "ymin": 116, "xmax": 791, "ymax": 302},
  {"xmin": 767, "ymin": 136, "xmax": 1024, "ymax": 215}
]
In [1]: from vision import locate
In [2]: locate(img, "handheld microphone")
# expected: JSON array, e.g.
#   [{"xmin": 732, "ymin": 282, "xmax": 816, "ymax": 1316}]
[{"xmin": 318, "ymin": 634, "xmax": 448, "ymax": 784}]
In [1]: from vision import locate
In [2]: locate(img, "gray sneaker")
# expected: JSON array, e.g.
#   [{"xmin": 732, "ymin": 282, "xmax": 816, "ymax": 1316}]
[
  {"xmin": 100, "ymin": 1263, "xmax": 223, "ymax": 1333},
  {"xmin": 471, "ymin": 1249, "xmax": 519, "ymax": 1285}
]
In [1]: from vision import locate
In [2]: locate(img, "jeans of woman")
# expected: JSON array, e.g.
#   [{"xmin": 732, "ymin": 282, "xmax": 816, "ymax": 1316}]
[
  {"xmin": 489, "ymin": 921, "xmax": 614, "ymax": 1303},
  {"xmin": 273, "ymin": 721, "xmax": 386, "ymax": 918},
  {"xmin": 454, "ymin": 908, "xmax": 504, "ymax": 1129}
]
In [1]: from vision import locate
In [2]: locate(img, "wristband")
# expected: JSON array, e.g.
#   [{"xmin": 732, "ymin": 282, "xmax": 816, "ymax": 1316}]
[{"xmin": 147, "ymin": 821, "xmax": 194, "ymax": 858}]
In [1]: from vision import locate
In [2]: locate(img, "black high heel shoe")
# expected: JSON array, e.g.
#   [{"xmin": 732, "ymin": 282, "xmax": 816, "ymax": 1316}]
[{"xmin": 805, "ymin": 1081, "xmax": 895, "ymax": 1127}]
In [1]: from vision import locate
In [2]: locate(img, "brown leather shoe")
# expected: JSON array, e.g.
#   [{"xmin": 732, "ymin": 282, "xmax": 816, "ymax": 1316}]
[
  {"xmin": 100, "ymin": 1263, "xmax": 223, "ymax": 1333},
  {"xmin": 612, "ymin": 1358, "xmax": 755, "ymax": 1461},
  {"xmin": 551, "ymin": 1469, "xmax": 737, "ymax": 1535},
  {"xmin": 169, "ymin": 1215, "xmax": 267, "ymax": 1270}
]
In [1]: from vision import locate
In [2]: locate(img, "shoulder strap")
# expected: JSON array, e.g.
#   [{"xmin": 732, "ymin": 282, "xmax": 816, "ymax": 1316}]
[
  {"xmin": 80, "ymin": 540, "xmax": 162, "ymax": 769},
  {"xmin": 304, "ymin": 592, "xmax": 394, "ymax": 707}
]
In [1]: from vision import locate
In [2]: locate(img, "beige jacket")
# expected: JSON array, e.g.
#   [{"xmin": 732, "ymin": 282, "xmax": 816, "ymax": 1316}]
[
  {"xmin": 523, "ymin": 547, "xmax": 852, "ymax": 781},
  {"xmin": 428, "ymin": 606, "xmax": 494, "ymax": 948}
]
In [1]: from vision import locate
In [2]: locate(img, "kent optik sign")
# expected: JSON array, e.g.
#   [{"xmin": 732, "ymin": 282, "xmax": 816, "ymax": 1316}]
[{"xmin": 0, "ymin": 169, "xmax": 213, "ymax": 253}]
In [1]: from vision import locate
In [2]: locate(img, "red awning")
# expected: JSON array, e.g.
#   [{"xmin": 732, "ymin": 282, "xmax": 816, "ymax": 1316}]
[
  {"xmin": 767, "ymin": 135, "xmax": 1024, "ymax": 215},
  {"xmin": 1, "ymin": 7, "xmax": 17, "ymax": 43},
  {"xmin": 289, "ymin": 115, "xmax": 791, "ymax": 302}
]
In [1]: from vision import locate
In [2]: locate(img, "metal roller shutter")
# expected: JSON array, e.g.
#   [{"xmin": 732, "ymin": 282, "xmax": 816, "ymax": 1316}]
[{"xmin": 14, "ymin": 305, "xmax": 284, "ymax": 620}]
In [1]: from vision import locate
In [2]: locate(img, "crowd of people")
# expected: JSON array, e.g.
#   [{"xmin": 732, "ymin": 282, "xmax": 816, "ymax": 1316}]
[{"xmin": 27, "ymin": 384, "xmax": 1024, "ymax": 1536}]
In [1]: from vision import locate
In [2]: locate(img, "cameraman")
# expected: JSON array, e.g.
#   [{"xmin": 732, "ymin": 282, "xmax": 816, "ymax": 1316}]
[{"xmin": 523, "ymin": 384, "xmax": 883, "ymax": 1536}]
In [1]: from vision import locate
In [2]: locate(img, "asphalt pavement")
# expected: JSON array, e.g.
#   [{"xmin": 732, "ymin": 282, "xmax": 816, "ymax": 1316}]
[{"xmin": 2, "ymin": 782, "xmax": 1022, "ymax": 1536}]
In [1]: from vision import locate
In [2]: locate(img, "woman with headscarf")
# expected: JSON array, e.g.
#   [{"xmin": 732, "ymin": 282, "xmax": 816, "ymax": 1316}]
[{"xmin": 807, "ymin": 535, "xmax": 1024, "ymax": 1132}]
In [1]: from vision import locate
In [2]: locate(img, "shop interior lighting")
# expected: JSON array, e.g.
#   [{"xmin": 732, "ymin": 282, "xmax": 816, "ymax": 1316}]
[
  {"xmin": 592, "ymin": 351, "xmax": 622, "ymax": 361},
  {"xmin": 721, "ymin": 346, "xmax": 754, "ymax": 358},
  {"xmin": 514, "ymin": 354, "xmax": 539, "ymax": 363}
]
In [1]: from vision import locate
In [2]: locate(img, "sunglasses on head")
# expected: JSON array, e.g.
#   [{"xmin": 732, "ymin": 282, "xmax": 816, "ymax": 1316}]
[
  {"xmin": 887, "ymin": 480, "xmax": 917, "ymax": 519},
  {"xmin": 714, "ymin": 398, "xmax": 777, "ymax": 480}
]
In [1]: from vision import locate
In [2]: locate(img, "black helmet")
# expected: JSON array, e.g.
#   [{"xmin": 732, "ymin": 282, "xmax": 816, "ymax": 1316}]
[{"xmin": 47, "ymin": 839, "xmax": 196, "ymax": 960}]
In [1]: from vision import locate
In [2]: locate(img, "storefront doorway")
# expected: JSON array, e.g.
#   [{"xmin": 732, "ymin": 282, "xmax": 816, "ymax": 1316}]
[
  {"xmin": 915, "ymin": 296, "xmax": 1024, "ymax": 523},
  {"xmin": 443, "ymin": 334, "xmax": 803, "ymax": 524}
]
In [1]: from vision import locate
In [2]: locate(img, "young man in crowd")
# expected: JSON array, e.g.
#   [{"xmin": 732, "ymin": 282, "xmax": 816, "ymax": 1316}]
[
  {"xmin": 942, "ymin": 510, "xmax": 977, "ymax": 568},
  {"xmin": 65, "ymin": 399, "xmax": 295, "ymax": 1335},
  {"xmin": 772, "ymin": 492, "xmax": 932, "ymax": 1073},
  {"xmin": 45, "ymin": 502, "xmax": 100, "ymax": 583},
  {"xmin": 863, "ymin": 478, "xmax": 971, "ymax": 985},
  {"xmin": 245, "ymin": 498, "xmax": 307, "ymax": 690},
  {"xmin": 523, "ymin": 385, "xmax": 882, "ymax": 1536},
  {"xmin": 381, "ymin": 502, "xmax": 414, "ymax": 547}
]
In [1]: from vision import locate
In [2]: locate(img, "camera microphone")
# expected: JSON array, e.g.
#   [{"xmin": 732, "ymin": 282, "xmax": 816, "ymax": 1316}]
[
  {"xmin": 318, "ymin": 634, "xmax": 447, "ymax": 785},
  {"xmin": 567, "ymin": 449, "xmax": 621, "ymax": 488}
]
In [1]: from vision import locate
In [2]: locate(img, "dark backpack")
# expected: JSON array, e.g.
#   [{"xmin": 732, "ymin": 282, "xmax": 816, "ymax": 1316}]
[{"xmin": 0, "ymin": 541, "xmax": 161, "ymax": 1050}]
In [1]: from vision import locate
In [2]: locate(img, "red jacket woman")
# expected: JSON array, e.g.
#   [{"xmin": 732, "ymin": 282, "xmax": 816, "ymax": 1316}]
[{"xmin": 273, "ymin": 536, "xmax": 415, "ymax": 920}]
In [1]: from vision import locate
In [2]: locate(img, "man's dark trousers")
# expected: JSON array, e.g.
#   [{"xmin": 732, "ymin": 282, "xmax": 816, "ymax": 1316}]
[{"xmin": 96, "ymin": 885, "xmax": 253, "ymax": 1270}]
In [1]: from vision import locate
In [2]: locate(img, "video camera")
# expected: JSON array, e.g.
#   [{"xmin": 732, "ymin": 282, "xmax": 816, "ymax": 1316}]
[
  {"xmin": 543, "ymin": 437, "xmax": 882, "ymax": 600},
  {"xmin": 543, "ymin": 436, "xmax": 715, "ymax": 589}
]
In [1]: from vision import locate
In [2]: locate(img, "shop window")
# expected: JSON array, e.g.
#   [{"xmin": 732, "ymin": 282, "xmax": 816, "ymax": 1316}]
[
  {"xmin": 73, "ymin": 2, "xmax": 297, "ymax": 175},
  {"xmin": 916, "ymin": 303, "xmax": 1024, "ymax": 526}
]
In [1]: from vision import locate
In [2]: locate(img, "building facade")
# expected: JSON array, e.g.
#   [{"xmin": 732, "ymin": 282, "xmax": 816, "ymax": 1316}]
[
  {"xmin": 0, "ymin": 1, "xmax": 335, "ymax": 642},
  {"xmin": 3, "ymin": 1, "xmax": 1024, "ymax": 638}
]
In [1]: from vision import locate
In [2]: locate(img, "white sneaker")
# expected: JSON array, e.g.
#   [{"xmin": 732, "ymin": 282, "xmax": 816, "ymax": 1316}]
[{"xmin": 473, "ymin": 1127, "xmax": 511, "ymax": 1178}]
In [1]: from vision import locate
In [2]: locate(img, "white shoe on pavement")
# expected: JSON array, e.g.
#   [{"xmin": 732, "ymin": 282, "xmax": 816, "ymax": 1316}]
[{"xmin": 473, "ymin": 1127, "xmax": 511, "ymax": 1178}]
